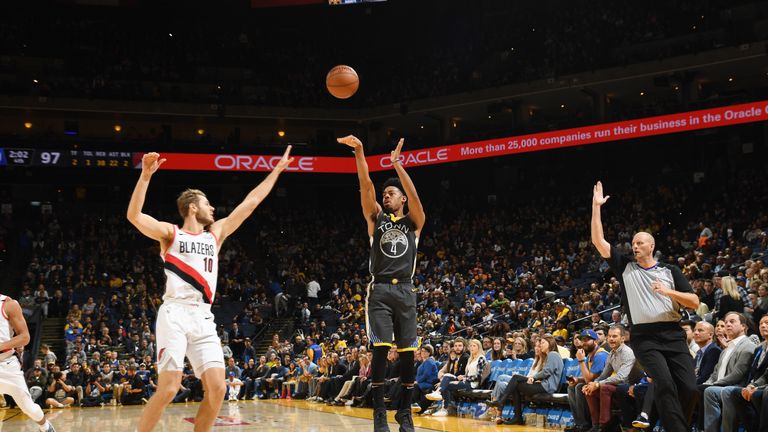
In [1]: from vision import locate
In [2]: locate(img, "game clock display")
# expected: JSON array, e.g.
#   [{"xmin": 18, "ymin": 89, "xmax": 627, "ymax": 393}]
[{"xmin": 0, "ymin": 148, "xmax": 133, "ymax": 168}]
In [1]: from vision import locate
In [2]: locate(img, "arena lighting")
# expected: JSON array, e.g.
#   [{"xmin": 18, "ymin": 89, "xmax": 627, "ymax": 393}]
[
  {"xmin": 114, "ymin": 125, "xmax": 122, "ymax": 133},
  {"xmin": 196, "ymin": 128, "xmax": 205, "ymax": 136},
  {"xmin": 560, "ymin": 104, "xmax": 566, "ymax": 108},
  {"xmin": 24, "ymin": 122, "xmax": 32, "ymax": 129},
  {"xmin": 32, "ymin": 79, "xmax": 38, "ymax": 84},
  {"xmin": 277, "ymin": 130, "xmax": 286, "ymax": 137},
  {"xmin": 640, "ymin": 91, "xmax": 645, "ymax": 96},
  {"xmin": 728, "ymin": 77, "xmax": 734, "ymax": 82}
]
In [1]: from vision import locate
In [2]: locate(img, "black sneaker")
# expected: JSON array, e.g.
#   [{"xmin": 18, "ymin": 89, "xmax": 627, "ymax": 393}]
[
  {"xmin": 374, "ymin": 408, "xmax": 390, "ymax": 432},
  {"xmin": 632, "ymin": 413, "xmax": 651, "ymax": 429},
  {"xmin": 394, "ymin": 409, "xmax": 415, "ymax": 432}
]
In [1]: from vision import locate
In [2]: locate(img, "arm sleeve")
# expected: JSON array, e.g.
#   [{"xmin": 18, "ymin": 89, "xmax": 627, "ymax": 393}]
[{"xmin": 669, "ymin": 265, "xmax": 693, "ymax": 293}]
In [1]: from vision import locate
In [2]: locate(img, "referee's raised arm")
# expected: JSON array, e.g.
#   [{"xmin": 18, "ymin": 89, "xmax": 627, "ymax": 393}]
[{"xmin": 591, "ymin": 181, "xmax": 611, "ymax": 258}]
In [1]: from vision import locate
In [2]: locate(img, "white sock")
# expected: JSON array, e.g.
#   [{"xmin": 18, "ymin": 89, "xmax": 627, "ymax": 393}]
[{"xmin": 38, "ymin": 420, "xmax": 50, "ymax": 431}]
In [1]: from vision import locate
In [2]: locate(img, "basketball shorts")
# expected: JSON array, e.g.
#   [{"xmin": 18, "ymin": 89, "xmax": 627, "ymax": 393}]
[
  {"xmin": 365, "ymin": 281, "xmax": 419, "ymax": 351},
  {"xmin": 156, "ymin": 300, "xmax": 225, "ymax": 377},
  {"xmin": 0, "ymin": 356, "xmax": 45, "ymax": 422}
]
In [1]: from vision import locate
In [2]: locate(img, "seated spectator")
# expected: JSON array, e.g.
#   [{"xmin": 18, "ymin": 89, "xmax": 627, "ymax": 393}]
[
  {"xmin": 565, "ymin": 329, "xmax": 609, "ymax": 432},
  {"xmin": 583, "ymin": 325, "xmax": 643, "ymax": 431},
  {"xmin": 225, "ymin": 372, "xmax": 243, "ymax": 401},
  {"xmin": 413, "ymin": 345, "xmax": 438, "ymax": 413},
  {"xmin": 717, "ymin": 315, "xmax": 768, "ymax": 432},
  {"xmin": 702, "ymin": 312, "xmax": 758, "ymax": 431},
  {"xmin": 490, "ymin": 335, "xmax": 563, "ymax": 425},
  {"xmin": 25, "ymin": 365, "xmax": 47, "ymax": 404},
  {"xmin": 432, "ymin": 339, "xmax": 487, "ymax": 417},
  {"xmin": 694, "ymin": 321, "xmax": 722, "ymax": 385},
  {"xmin": 45, "ymin": 371, "xmax": 75, "ymax": 408},
  {"xmin": 120, "ymin": 365, "xmax": 146, "ymax": 405}
]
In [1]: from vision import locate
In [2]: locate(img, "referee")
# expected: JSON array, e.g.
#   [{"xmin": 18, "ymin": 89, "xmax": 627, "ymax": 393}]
[
  {"xmin": 338, "ymin": 135, "xmax": 426, "ymax": 432},
  {"xmin": 590, "ymin": 181, "xmax": 700, "ymax": 432}
]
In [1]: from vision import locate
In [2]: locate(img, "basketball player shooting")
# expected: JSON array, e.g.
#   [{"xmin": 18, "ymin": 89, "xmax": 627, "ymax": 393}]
[
  {"xmin": 0, "ymin": 295, "xmax": 56, "ymax": 432},
  {"xmin": 338, "ymin": 136, "xmax": 425, "ymax": 432},
  {"xmin": 127, "ymin": 147, "xmax": 293, "ymax": 432}
]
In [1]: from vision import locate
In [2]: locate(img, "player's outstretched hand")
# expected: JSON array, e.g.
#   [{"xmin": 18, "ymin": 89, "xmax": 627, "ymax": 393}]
[
  {"xmin": 592, "ymin": 181, "xmax": 610, "ymax": 206},
  {"xmin": 337, "ymin": 135, "xmax": 363, "ymax": 150},
  {"xmin": 390, "ymin": 138, "xmax": 404, "ymax": 165},
  {"xmin": 273, "ymin": 145, "xmax": 294, "ymax": 173},
  {"xmin": 141, "ymin": 152, "xmax": 166, "ymax": 176}
]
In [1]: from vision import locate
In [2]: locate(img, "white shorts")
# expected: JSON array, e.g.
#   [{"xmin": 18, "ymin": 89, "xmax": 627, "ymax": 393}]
[
  {"xmin": 0, "ymin": 356, "xmax": 44, "ymax": 422},
  {"xmin": 156, "ymin": 300, "xmax": 224, "ymax": 378}
]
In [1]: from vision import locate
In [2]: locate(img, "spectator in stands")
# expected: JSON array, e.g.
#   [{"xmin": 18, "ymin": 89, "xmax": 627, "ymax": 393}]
[
  {"xmin": 307, "ymin": 278, "xmax": 321, "ymax": 309},
  {"xmin": 693, "ymin": 321, "xmax": 722, "ymax": 386},
  {"xmin": 715, "ymin": 315, "xmax": 768, "ymax": 432},
  {"xmin": 120, "ymin": 365, "xmax": 146, "ymax": 405},
  {"xmin": 26, "ymin": 366, "xmax": 47, "ymax": 404},
  {"xmin": 491, "ymin": 335, "xmax": 563, "ymax": 425},
  {"xmin": 431, "ymin": 339, "xmax": 487, "ymax": 417},
  {"xmin": 583, "ymin": 325, "xmax": 643, "ymax": 432},
  {"xmin": 226, "ymin": 372, "xmax": 244, "ymax": 401},
  {"xmin": 45, "ymin": 371, "xmax": 74, "ymax": 408},
  {"xmin": 565, "ymin": 329, "xmax": 609, "ymax": 432},
  {"xmin": 702, "ymin": 312, "xmax": 758, "ymax": 431},
  {"xmin": 715, "ymin": 276, "xmax": 752, "ymax": 321},
  {"xmin": 40, "ymin": 344, "xmax": 56, "ymax": 366},
  {"xmin": 329, "ymin": 349, "xmax": 360, "ymax": 405},
  {"xmin": 412, "ymin": 344, "xmax": 438, "ymax": 413},
  {"xmin": 229, "ymin": 323, "xmax": 245, "ymax": 360}
]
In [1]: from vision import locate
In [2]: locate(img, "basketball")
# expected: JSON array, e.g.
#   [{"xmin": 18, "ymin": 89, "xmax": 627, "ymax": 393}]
[{"xmin": 326, "ymin": 65, "xmax": 359, "ymax": 99}]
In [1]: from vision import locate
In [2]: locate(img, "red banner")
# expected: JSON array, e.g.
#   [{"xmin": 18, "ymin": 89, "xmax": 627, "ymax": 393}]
[{"xmin": 148, "ymin": 100, "xmax": 768, "ymax": 173}]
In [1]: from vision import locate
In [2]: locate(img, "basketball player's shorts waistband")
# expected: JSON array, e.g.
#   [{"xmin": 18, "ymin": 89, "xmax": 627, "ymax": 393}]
[
  {"xmin": 162, "ymin": 298, "xmax": 212, "ymax": 310},
  {"xmin": 371, "ymin": 278, "xmax": 413, "ymax": 286}
]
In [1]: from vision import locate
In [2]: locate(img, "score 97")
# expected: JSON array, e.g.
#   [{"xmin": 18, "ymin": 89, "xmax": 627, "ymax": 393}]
[{"xmin": 39, "ymin": 151, "xmax": 61, "ymax": 165}]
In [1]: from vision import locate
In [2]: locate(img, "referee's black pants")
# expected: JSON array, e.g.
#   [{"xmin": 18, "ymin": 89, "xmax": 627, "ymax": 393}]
[{"xmin": 630, "ymin": 322, "xmax": 697, "ymax": 432}]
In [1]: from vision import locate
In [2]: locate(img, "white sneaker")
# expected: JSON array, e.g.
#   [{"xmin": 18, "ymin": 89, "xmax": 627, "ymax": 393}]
[
  {"xmin": 425, "ymin": 391, "xmax": 443, "ymax": 401},
  {"xmin": 477, "ymin": 410, "xmax": 492, "ymax": 420},
  {"xmin": 431, "ymin": 408, "xmax": 448, "ymax": 417},
  {"xmin": 345, "ymin": 399, "xmax": 354, "ymax": 406}
]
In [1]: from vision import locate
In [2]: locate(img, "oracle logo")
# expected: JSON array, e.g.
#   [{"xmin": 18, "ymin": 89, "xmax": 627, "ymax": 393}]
[
  {"xmin": 379, "ymin": 148, "xmax": 449, "ymax": 168},
  {"xmin": 214, "ymin": 155, "xmax": 315, "ymax": 172}
]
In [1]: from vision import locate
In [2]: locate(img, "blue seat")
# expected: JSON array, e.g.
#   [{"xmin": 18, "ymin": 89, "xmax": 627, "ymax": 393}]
[
  {"xmin": 561, "ymin": 358, "xmax": 580, "ymax": 385},
  {"xmin": 504, "ymin": 359, "xmax": 518, "ymax": 376},
  {"xmin": 520, "ymin": 358, "xmax": 534, "ymax": 375},
  {"xmin": 489, "ymin": 360, "xmax": 503, "ymax": 382}
]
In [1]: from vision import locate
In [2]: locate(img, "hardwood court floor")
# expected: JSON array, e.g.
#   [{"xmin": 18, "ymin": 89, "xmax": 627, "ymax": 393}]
[{"xmin": 0, "ymin": 399, "xmax": 549, "ymax": 432}]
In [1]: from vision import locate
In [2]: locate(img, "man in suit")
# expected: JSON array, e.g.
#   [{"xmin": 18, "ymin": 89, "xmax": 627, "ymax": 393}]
[
  {"xmin": 694, "ymin": 321, "xmax": 722, "ymax": 385},
  {"xmin": 702, "ymin": 312, "xmax": 758, "ymax": 432},
  {"xmin": 718, "ymin": 315, "xmax": 768, "ymax": 431}
]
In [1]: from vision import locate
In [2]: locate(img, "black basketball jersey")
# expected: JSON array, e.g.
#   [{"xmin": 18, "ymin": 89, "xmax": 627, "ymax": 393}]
[{"xmin": 369, "ymin": 212, "xmax": 418, "ymax": 282}]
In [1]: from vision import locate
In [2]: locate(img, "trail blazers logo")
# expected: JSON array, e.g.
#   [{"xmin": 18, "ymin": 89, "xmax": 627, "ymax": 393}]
[{"xmin": 380, "ymin": 229, "xmax": 408, "ymax": 258}]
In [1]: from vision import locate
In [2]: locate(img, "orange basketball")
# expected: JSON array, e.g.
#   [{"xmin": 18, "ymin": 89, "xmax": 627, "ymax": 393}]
[{"xmin": 326, "ymin": 65, "xmax": 359, "ymax": 99}]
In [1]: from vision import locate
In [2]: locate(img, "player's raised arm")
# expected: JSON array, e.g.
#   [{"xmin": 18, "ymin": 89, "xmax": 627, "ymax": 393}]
[
  {"xmin": 590, "ymin": 181, "xmax": 611, "ymax": 258},
  {"xmin": 338, "ymin": 135, "xmax": 381, "ymax": 235},
  {"xmin": 210, "ymin": 146, "xmax": 294, "ymax": 243},
  {"xmin": 390, "ymin": 139, "xmax": 425, "ymax": 234},
  {"xmin": 127, "ymin": 152, "xmax": 175, "ymax": 245}
]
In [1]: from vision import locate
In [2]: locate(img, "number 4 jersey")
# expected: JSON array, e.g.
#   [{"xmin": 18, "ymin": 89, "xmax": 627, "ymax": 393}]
[
  {"xmin": 162, "ymin": 225, "xmax": 218, "ymax": 304},
  {"xmin": 369, "ymin": 212, "xmax": 418, "ymax": 283}
]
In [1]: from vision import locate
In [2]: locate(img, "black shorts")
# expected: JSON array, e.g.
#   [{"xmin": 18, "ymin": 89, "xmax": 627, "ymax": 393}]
[{"xmin": 365, "ymin": 281, "xmax": 418, "ymax": 351}]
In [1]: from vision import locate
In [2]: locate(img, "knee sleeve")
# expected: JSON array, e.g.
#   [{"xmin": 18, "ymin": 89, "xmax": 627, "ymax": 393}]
[
  {"xmin": 371, "ymin": 345, "xmax": 389, "ymax": 383},
  {"xmin": 398, "ymin": 350, "xmax": 415, "ymax": 385}
]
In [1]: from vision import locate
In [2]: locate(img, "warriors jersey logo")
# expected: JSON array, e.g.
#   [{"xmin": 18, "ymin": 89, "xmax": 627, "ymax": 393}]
[{"xmin": 380, "ymin": 229, "xmax": 408, "ymax": 258}]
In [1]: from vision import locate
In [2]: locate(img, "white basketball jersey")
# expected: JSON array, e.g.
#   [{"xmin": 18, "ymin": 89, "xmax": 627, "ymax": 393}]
[
  {"xmin": 162, "ymin": 226, "xmax": 218, "ymax": 304},
  {"xmin": 0, "ymin": 295, "xmax": 16, "ymax": 360}
]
